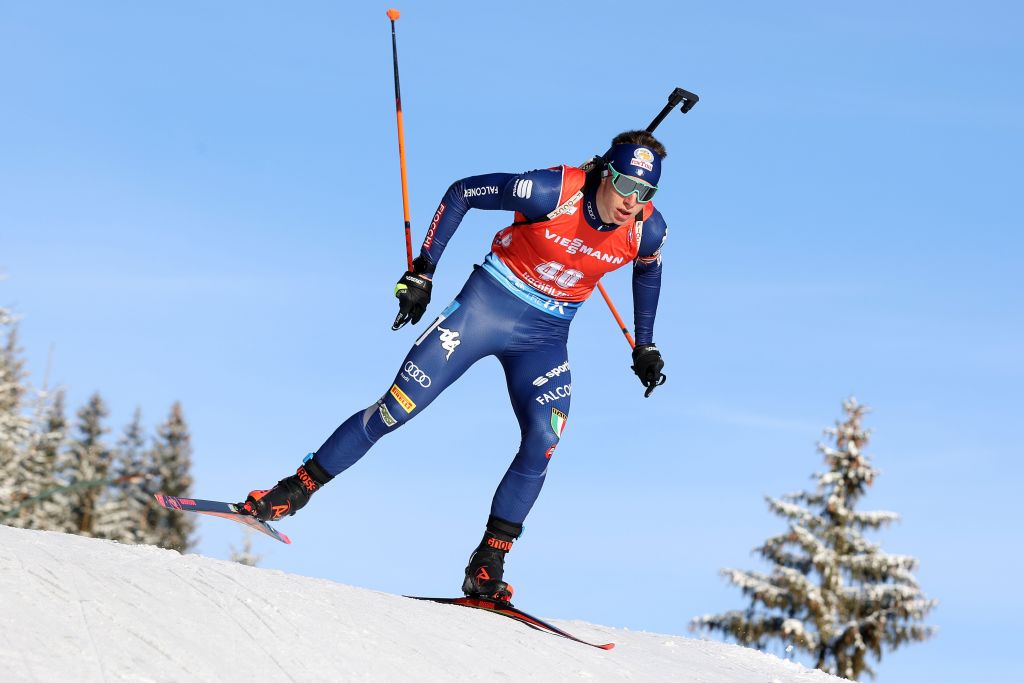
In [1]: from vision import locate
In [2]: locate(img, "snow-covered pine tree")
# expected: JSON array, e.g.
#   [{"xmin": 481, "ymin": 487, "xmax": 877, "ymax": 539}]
[
  {"xmin": 94, "ymin": 407, "xmax": 156, "ymax": 543},
  {"xmin": 64, "ymin": 393, "xmax": 112, "ymax": 536},
  {"xmin": 12, "ymin": 387, "xmax": 72, "ymax": 531},
  {"xmin": 150, "ymin": 402, "xmax": 195, "ymax": 552},
  {"xmin": 0, "ymin": 307, "xmax": 32, "ymax": 515},
  {"xmin": 0, "ymin": 302, "xmax": 194, "ymax": 543},
  {"xmin": 691, "ymin": 397, "xmax": 936, "ymax": 680},
  {"xmin": 0, "ymin": 306, "xmax": 74, "ymax": 531}
]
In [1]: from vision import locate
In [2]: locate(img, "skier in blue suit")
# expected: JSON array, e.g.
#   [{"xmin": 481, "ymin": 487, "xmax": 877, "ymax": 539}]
[{"xmin": 241, "ymin": 131, "xmax": 670, "ymax": 600}]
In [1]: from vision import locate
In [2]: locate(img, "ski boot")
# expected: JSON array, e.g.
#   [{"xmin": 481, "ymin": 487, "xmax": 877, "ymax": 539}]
[
  {"xmin": 462, "ymin": 515, "xmax": 523, "ymax": 603},
  {"xmin": 241, "ymin": 454, "xmax": 333, "ymax": 521}
]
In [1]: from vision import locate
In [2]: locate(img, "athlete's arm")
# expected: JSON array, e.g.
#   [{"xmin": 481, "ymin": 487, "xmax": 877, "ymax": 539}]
[
  {"xmin": 632, "ymin": 207, "xmax": 668, "ymax": 347},
  {"xmin": 416, "ymin": 169, "xmax": 565, "ymax": 273}
]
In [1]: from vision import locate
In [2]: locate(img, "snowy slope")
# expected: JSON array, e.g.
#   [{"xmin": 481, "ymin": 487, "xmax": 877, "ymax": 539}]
[{"xmin": 0, "ymin": 525, "xmax": 841, "ymax": 682}]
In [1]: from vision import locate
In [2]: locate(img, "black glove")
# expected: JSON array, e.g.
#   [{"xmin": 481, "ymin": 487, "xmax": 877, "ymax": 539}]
[
  {"xmin": 392, "ymin": 258, "xmax": 433, "ymax": 330},
  {"xmin": 631, "ymin": 343, "xmax": 667, "ymax": 398}
]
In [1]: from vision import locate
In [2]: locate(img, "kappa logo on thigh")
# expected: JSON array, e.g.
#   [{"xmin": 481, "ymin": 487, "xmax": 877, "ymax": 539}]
[
  {"xmin": 436, "ymin": 326, "xmax": 461, "ymax": 361},
  {"xmin": 415, "ymin": 301, "xmax": 462, "ymax": 348}
]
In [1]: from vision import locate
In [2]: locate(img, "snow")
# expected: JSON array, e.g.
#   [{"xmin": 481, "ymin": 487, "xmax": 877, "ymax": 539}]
[{"xmin": 0, "ymin": 525, "xmax": 843, "ymax": 682}]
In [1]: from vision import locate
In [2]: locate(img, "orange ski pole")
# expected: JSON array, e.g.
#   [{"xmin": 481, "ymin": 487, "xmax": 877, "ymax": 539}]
[
  {"xmin": 387, "ymin": 8, "xmax": 414, "ymax": 270},
  {"xmin": 597, "ymin": 282, "xmax": 636, "ymax": 349}
]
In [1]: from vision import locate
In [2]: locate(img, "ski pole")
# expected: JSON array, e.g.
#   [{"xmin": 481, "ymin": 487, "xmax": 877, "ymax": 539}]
[
  {"xmin": 595, "ymin": 86, "xmax": 700, "ymax": 349},
  {"xmin": 597, "ymin": 282, "xmax": 636, "ymax": 348},
  {"xmin": 387, "ymin": 8, "xmax": 414, "ymax": 271}
]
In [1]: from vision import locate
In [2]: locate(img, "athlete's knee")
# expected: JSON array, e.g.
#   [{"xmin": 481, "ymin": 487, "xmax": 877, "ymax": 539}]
[
  {"xmin": 518, "ymin": 406, "xmax": 567, "ymax": 465},
  {"xmin": 362, "ymin": 393, "xmax": 411, "ymax": 441},
  {"xmin": 508, "ymin": 435, "xmax": 561, "ymax": 478}
]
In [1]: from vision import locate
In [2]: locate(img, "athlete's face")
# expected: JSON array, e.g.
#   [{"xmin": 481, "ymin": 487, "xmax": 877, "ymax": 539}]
[{"xmin": 596, "ymin": 175, "xmax": 642, "ymax": 225}]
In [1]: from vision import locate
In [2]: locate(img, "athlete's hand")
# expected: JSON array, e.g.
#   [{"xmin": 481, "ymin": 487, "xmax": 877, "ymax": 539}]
[
  {"xmin": 631, "ymin": 344, "xmax": 667, "ymax": 398},
  {"xmin": 392, "ymin": 268, "xmax": 432, "ymax": 330}
]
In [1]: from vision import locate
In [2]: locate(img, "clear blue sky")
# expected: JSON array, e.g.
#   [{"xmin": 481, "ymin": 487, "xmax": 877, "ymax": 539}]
[{"xmin": 2, "ymin": 2, "xmax": 1021, "ymax": 680}]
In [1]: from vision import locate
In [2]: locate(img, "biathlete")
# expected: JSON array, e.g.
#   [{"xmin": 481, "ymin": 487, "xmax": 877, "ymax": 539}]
[{"xmin": 241, "ymin": 130, "xmax": 670, "ymax": 601}]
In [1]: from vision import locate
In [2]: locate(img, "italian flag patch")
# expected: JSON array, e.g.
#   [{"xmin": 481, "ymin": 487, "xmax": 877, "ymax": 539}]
[{"xmin": 550, "ymin": 408, "xmax": 567, "ymax": 437}]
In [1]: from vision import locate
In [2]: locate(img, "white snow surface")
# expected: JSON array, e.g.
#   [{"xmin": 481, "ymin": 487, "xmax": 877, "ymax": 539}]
[{"xmin": 0, "ymin": 525, "xmax": 842, "ymax": 682}]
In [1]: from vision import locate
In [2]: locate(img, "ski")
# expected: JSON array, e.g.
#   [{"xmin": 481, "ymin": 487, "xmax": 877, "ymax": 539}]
[
  {"xmin": 408, "ymin": 596, "xmax": 615, "ymax": 650},
  {"xmin": 154, "ymin": 494, "xmax": 291, "ymax": 545}
]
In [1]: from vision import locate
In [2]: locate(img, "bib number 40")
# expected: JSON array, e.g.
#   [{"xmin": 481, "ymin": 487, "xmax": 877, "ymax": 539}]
[{"xmin": 535, "ymin": 261, "xmax": 583, "ymax": 289}]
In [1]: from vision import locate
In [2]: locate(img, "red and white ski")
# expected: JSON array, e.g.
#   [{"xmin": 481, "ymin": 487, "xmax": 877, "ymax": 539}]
[
  {"xmin": 154, "ymin": 494, "xmax": 291, "ymax": 544},
  {"xmin": 409, "ymin": 596, "xmax": 615, "ymax": 650}
]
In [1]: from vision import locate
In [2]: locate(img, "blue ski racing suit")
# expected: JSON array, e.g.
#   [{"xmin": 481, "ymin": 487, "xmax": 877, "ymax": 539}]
[{"xmin": 313, "ymin": 163, "xmax": 668, "ymax": 525}]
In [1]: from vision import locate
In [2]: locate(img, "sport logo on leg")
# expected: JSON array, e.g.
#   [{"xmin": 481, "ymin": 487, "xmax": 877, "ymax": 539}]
[
  {"xmin": 550, "ymin": 408, "xmax": 567, "ymax": 437},
  {"xmin": 403, "ymin": 361, "xmax": 432, "ymax": 387},
  {"xmin": 532, "ymin": 360, "xmax": 570, "ymax": 387},
  {"xmin": 415, "ymin": 301, "xmax": 461, "ymax": 347},
  {"xmin": 437, "ymin": 326, "xmax": 461, "ymax": 361},
  {"xmin": 378, "ymin": 402, "xmax": 397, "ymax": 427},
  {"xmin": 534, "ymin": 383, "xmax": 571, "ymax": 405},
  {"xmin": 390, "ymin": 384, "xmax": 417, "ymax": 413}
]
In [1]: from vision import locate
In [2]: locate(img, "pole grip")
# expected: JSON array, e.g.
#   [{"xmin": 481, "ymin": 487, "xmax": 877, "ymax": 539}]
[{"xmin": 646, "ymin": 86, "xmax": 700, "ymax": 132}]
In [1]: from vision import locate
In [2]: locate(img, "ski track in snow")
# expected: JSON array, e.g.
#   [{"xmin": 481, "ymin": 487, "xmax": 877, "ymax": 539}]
[{"xmin": 0, "ymin": 525, "xmax": 844, "ymax": 682}]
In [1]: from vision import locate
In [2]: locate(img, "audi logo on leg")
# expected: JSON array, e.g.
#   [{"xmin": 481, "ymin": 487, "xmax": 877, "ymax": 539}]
[{"xmin": 404, "ymin": 361, "xmax": 432, "ymax": 387}]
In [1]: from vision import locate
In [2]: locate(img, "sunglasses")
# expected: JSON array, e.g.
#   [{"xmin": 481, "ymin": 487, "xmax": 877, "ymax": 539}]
[{"xmin": 607, "ymin": 163, "xmax": 658, "ymax": 203}]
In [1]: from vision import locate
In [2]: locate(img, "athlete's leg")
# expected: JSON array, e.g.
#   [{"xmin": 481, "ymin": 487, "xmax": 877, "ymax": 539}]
[
  {"xmin": 462, "ymin": 332, "xmax": 570, "ymax": 597},
  {"xmin": 242, "ymin": 269, "xmax": 522, "ymax": 521},
  {"xmin": 315, "ymin": 298, "xmax": 483, "ymax": 476},
  {"xmin": 244, "ymin": 299, "xmax": 486, "ymax": 521},
  {"xmin": 314, "ymin": 267, "xmax": 528, "ymax": 477},
  {"xmin": 490, "ymin": 341, "xmax": 572, "ymax": 525}
]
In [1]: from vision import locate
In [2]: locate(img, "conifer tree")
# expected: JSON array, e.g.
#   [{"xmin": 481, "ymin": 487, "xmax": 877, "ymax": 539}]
[
  {"xmin": 63, "ymin": 393, "xmax": 112, "ymax": 536},
  {"xmin": 0, "ymin": 308, "xmax": 32, "ymax": 514},
  {"xmin": 13, "ymin": 387, "xmax": 72, "ymax": 530},
  {"xmin": 0, "ymin": 306, "xmax": 72, "ymax": 530},
  {"xmin": 150, "ymin": 402, "xmax": 196, "ymax": 552},
  {"xmin": 94, "ymin": 408, "xmax": 156, "ymax": 543},
  {"xmin": 1, "ymin": 300, "xmax": 196, "ymax": 546},
  {"xmin": 0, "ymin": 301, "xmax": 195, "ymax": 544},
  {"xmin": 691, "ymin": 398, "xmax": 936, "ymax": 680}
]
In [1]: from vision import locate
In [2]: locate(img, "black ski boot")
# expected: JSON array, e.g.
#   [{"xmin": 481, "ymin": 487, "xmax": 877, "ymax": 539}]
[
  {"xmin": 241, "ymin": 455, "xmax": 333, "ymax": 521},
  {"xmin": 462, "ymin": 515, "xmax": 523, "ymax": 602}
]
